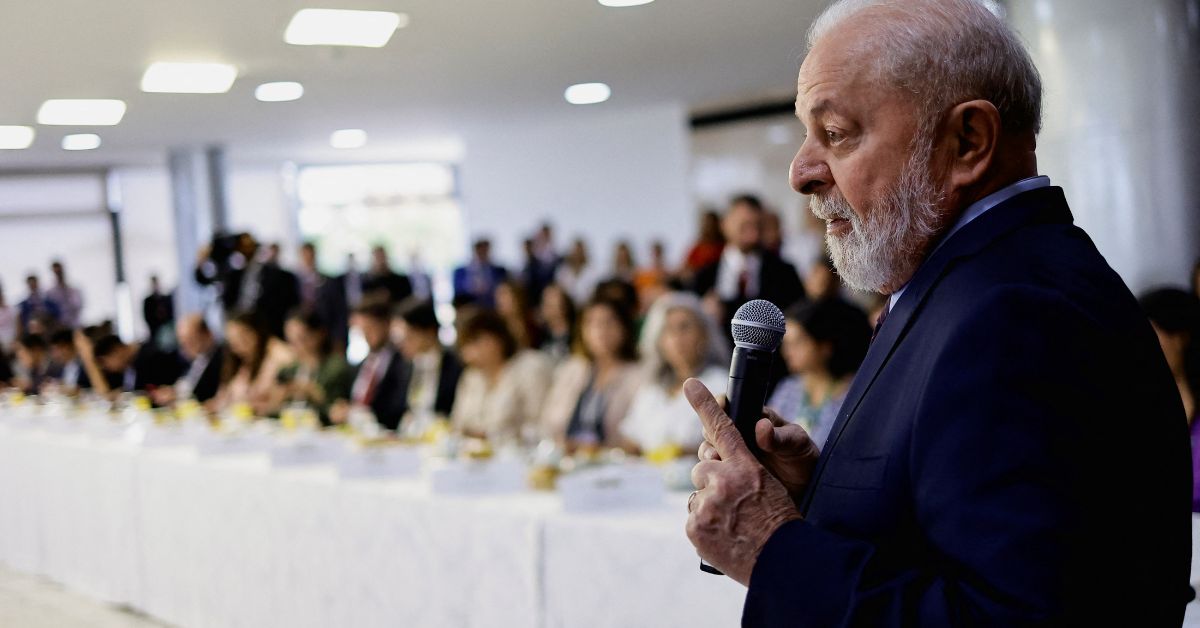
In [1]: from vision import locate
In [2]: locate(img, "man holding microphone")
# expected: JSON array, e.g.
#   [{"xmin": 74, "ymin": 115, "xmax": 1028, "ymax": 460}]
[{"xmin": 685, "ymin": 0, "xmax": 1192, "ymax": 625}]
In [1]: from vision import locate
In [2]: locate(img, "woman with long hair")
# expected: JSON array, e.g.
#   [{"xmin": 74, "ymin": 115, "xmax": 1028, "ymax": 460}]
[
  {"xmin": 539, "ymin": 297, "xmax": 641, "ymax": 453},
  {"xmin": 767, "ymin": 298, "xmax": 871, "ymax": 449},
  {"xmin": 269, "ymin": 310, "xmax": 353, "ymax": 425},
  {"xmin": 620, "ymin": 292, "xmax": 730, "ymax": 454},
  {"xmin": 214, "ymin": 312, "xmax": 293, "ymax": 415}
]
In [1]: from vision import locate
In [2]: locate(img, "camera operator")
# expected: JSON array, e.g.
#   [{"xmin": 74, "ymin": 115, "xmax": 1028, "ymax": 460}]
[{"xmin": 194, "ymin": 232, "xmax": 299, "ymax": 339}]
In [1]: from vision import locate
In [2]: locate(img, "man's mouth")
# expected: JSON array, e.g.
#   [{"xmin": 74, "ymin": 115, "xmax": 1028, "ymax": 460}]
[{"xmin": 827, "ymin": 217, "xmax": 851, "ymax": 236}]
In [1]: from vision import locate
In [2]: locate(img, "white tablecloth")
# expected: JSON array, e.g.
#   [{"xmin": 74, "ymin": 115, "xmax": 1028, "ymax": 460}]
[{"xmin": 0, "ymin": 418, "xmax": 745, "ymax": 628}]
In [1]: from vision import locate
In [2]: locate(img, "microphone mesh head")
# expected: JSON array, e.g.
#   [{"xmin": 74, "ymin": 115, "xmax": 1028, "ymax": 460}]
[{"xmin": 731, "ymin": 299, "xmax": 786, "ymax": 351}]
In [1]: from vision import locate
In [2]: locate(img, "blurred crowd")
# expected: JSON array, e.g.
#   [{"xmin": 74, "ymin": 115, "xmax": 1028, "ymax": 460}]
[{"xmin": 2, "ymin": 195, "xmax": 1198, "ymax": 464}]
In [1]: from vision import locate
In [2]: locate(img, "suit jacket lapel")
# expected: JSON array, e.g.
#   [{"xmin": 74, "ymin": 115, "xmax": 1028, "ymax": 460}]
[{"xmin": 799, "ymin": 186, "xmax": 1074, "ymax": 514}]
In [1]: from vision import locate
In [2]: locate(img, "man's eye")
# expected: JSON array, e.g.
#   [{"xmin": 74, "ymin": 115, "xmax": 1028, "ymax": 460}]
[{"xmin": 825, "ymin": 129, "xmax": 845, "ymax": 144}]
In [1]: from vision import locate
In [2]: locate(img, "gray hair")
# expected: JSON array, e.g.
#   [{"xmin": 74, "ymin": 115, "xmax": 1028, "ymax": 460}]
[
  {"xmin": 808, "ymin": 0, "xmax": 1042, "ymax": 138},
  {"xmin": 638, "ymin": 292, "xmax": 730, "ymax": 392}
]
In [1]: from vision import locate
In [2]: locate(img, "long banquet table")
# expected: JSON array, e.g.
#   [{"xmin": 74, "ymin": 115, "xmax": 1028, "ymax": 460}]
[{"xmin": 0, "ymin": 415, "xmax": 747, "ymax": 628}]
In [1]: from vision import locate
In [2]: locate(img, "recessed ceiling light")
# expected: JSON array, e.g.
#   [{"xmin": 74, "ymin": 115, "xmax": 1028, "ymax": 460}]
[
  {"xmin": 0, "ymin": 126, "xmax": 34, "ymax": 150},
  {"xmin": 285, "ymin": 9, "xmax": 407, "ymax": 48},
  {"xmin": 564, "ymin": 82, "xmax": 611, "ymax": 105},
  {"xmin": 255, "ymin": 81, "xmax": 304, "ymax": 102},
  {"xmin": 37, "ymin": 99, "xmax": 127, "ymax": 126},
  {"xmin": 598, "ymin": 0, "xmax": 655, "ymax": 6},
  {"xmin": 330, "ymin": 129, "xmax": 367, "ymax": 149},
  {"xmin": 62, "ymin": 134, "xmax": 102, "ymax": 151},
  {"xmin": 141, "ymin": 62, "xmax": 238, "ymax": 94}
]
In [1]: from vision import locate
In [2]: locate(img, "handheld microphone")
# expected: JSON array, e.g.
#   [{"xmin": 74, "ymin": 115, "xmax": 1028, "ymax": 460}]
[{"xmin": 701, "ymin": 299, "xmax": 786, "ymax": 576}]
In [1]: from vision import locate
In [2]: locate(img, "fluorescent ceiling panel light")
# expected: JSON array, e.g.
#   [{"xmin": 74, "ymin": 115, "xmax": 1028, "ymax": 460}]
[
  {"xmin": 37, "ymin": 99, "xmax": 126, "ymax": 126},
  {"xmin": 330, "ymin": 128, "xmax": 367, "ymax": 149},
  {"xmin": 599, "ymin": 0, "xmax": 655, "ymax": 6},
  {"xmin": 62, "ymin": 134, "xmax": 102, "ymax": 151},
  {"xmin": 141, "ymin": 62, "xmax": 238, "ymax": 94},
  {"xmin": 255, "ymin": 81, "xmax": 304, "ymax": 102},
  {"xmin": 285, "ymin": 9, "xmax": 407, "ymax": 47},
  {"xmin": 564, "ymin": 82, "xmax": 611, "ymax": 105},
  {"xmin": 0, "ymin": 126, "xmax": 34, "ymax": 149}
]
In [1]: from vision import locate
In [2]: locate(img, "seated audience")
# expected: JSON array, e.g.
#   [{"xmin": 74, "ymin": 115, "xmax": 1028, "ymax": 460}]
[
  {"xmin": 213, "ymin": 313, "xmax": 293, "ymax": 414},
  {"xmin": 495, "ymin": 279, "xmax": 539, "ymax": 350},
  {"xmin": 539, "ymin": 297, "xmax": 641, "ymax": 453},
  {"xmin": 271, "ymin": 310, "xmax": 353, "ymax": 425},
  {"xmin": 767, "ymin": 298, "xmax": 871, "ymax": 448},
  {"xmin": 451, "ymin": 309, "xmax": 552, "ymax": 443},
  {"xmin": 343, "ymin": 301, "xmax": 409, "ymax": 430},
  {"xmin": 1140, "ymin": 288, "xmax": 1200, "ymax": 511},
  {"xmin": 82, "ymin": 333, "xmax": 181, "ymax": 397},
  {"xmin": 391, "ymin": 298, "xmax": 463, "ymax": 421},
  {"xmin": 46, "ymin": 329, "xmax": 90, "ymax": 392},
  {"xmin": 165, "ymin": 314, "xmax": 226, "ymax": 404},
  {"xmin": 803, "ymin": 254, "xmax": 842, "ymax": 302},
  {"xmin": 620, "ymin": 293, "xmax": 730, "ymax": 454},
  {"xmin": 537, "ymin": 283, "xmax": 577, "ymax": 365},
  {"xmin": 13, "ymin": 334, "xmax": 51, "ymax": 395}
]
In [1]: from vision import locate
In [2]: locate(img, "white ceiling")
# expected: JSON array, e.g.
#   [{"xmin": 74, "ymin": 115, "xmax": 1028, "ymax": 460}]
[{"xmin": 0, "ymin": 0, "xmax": 820, "ymax": 168}]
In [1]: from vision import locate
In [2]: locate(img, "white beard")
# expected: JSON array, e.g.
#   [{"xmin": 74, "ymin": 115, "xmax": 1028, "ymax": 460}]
[{"xmin": 810, "ymin": 141, "xmax": 947, "ymax": 294}]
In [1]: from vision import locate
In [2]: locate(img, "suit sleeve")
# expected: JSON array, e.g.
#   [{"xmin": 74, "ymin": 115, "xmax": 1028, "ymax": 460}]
[{"xmin": 744, "ymin": 287, "xmax": 1105, "ymax": 628}]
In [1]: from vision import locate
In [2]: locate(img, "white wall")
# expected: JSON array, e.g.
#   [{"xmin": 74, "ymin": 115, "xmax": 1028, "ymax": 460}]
[
  {"xmin": 460, "ymin": 103, "xmax": 694, "ymax": 273},
  {"xmin": 218, "ymin": 103, "xmax": 697, "ymax": 277},
  {"xmin": 116, "ymin": 166, "xmax": 178, "ymax": 337}
]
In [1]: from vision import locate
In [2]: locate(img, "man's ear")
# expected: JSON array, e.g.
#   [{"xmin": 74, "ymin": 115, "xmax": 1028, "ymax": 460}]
[{"xmin": 944, "ymin": 99, "xmax": 1002, "ymax": 194}]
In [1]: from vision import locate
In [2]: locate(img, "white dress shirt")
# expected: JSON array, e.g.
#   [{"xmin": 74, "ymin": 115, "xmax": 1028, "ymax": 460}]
[{"xmin": 715, "ymin": 246, "xmax": 762, "ymax": 301}]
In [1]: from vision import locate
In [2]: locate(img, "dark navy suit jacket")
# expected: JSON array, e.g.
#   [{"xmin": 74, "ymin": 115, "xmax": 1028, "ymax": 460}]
[{"xmin": 743, "ymin": 187, "xmax": 1192, "ymax": 627}]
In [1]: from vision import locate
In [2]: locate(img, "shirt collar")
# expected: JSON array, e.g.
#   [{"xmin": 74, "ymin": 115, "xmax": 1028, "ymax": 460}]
[{"xmin": 888, "ymin": 175, "xmax": 1051, "ymax": 311}]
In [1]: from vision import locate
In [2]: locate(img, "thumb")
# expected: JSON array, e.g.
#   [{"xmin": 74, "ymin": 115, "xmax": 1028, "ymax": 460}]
[
  {"xmin": 684, "ymin": 378, "xmax": 746, "ymax": 461},
  {"xmin": 755, "ymin": 418, "xmax": 777, "ymax": 453}
]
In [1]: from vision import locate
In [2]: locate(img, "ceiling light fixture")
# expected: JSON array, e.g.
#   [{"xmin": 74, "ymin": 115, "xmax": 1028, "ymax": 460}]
[
  {"xmin": 62, "ymin": 134, "xmax": 102, "ymax": 151},
  {"xmin": 0, "ymin": 126, "xmax": 34, "ymax": 150},
  {"xmin": 330, "ymin": 129, "xmax": 368, "ymax": 149},
  {"xmin": 255, "ymin": 81, "xmax": 305, "ymax": 102},
  {"xmin": 141, "ymin": 62, "xmax": 238, "ymax": 94},
  {"xmin": 285, "ymin": 9, "xmax": 407, "ymax": 47},
  {"xmin": 564, "ymin": 82, "xmax": 611, "ymax": 105},
  {"xmin": 37, "ymin": 99, "xmax": 127, "ymax": 126}
]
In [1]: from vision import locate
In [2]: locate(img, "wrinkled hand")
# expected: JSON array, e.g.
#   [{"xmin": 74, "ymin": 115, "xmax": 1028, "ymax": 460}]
[
  {"xmin": 698, "ymin": 406, "xmax": 820, "ymax": 502},
  {"xmin": 685, "ymin": 379, "xmax": 802, "ymax": 586}
]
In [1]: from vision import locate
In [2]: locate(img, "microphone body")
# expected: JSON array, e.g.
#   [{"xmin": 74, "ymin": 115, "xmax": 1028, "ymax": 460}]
[
  {"xmin": 724, "ymin": 345, "xmax": 775, "ymax": 462},
  {"xmin": 701, "ymin": 299, "xmax": 786, "ymax": 576}
]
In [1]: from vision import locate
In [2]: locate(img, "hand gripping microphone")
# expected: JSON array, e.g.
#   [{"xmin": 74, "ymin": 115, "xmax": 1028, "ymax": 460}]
[{"xmin": 701, "ymin": 299, "xmax": 787, "ymax": 575}]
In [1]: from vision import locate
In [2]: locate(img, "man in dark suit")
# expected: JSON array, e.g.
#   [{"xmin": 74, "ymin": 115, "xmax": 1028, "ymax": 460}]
[
  {"xmin": 452, "ymin": 238, "xmax": 508, "ymax": 308},
  {"xmin": 296, "ymin": 242, "xmax": 350, "ymax": 353},
  {"xmin": 683, "ymin": 2, "xmax": 1192, "ymax": 626},
  {"xmin": 690, "ymin": 195, "xmax": 806, "ymax": 325},
  {"xmin": 148, "ymin": 314, "xmax": 225, "ymax": 405},
  {"xmin": 392, "ymin": 298, "xmax": 463, "ymax": 421},
  {"xmin": 362, "ymin": 245, "xmax": 413, "ymax": 307},
  {"xmin": 142, "ymin": 275, "xmax": 174, "ymax": 342},
  {"xmin": 348, "ymin": 301, "xmax": 409, "ymax": 431}
]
